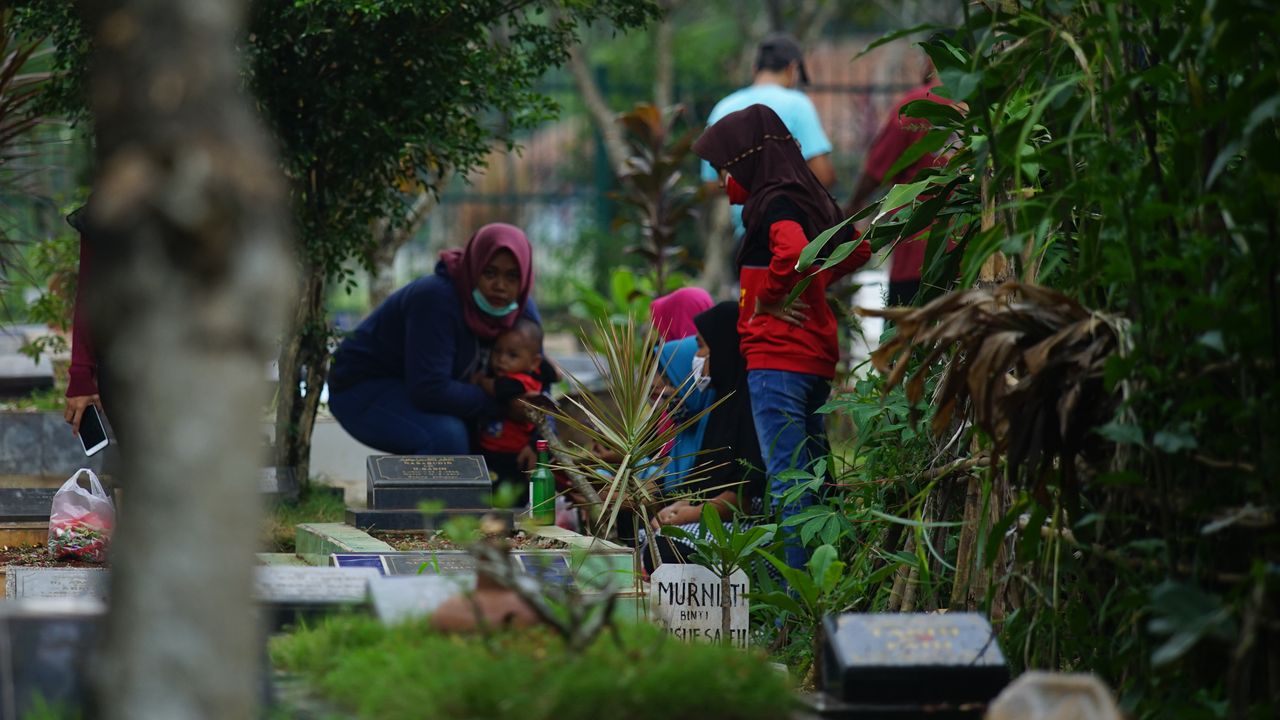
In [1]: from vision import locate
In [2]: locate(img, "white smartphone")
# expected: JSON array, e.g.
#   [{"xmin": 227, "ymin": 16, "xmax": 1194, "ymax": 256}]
[{"xmin": 79, "ymin": 404, "xmax": 110, "ymax": 456}]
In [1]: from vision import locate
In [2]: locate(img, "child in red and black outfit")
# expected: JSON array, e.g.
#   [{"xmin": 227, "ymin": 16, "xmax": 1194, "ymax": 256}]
[
  {"xmin": 479, "ymin": 318, "xmax": 544, "ymax": 504},
  {"xmin": 694, "ymin": 103, "xmax": 871, "ymax": 570}
]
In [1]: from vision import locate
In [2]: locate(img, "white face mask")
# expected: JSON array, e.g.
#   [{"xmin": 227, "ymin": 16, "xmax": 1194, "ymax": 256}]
[{"xmin": 689, "ymin": 354, "xmax": 711, "ymax": 392}]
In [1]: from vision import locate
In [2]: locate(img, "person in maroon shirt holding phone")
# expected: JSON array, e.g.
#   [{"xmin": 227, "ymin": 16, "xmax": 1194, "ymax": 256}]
[
  {"xmin": 847, "ymin": 65, "xmax": 955, "ymax": 306},
  {"xmin": 63, "ymin": 205, "xmax": 107, "ymax": 440}
]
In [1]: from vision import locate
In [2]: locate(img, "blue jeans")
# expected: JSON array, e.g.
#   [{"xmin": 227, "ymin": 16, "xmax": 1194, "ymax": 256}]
[
  {"xmin": 747, "ymin": 369, "xmax": 831, "ymax": 571},
  {"xmin": 329, "ymin": 378, "xmax": 470, "ymax": 455}
]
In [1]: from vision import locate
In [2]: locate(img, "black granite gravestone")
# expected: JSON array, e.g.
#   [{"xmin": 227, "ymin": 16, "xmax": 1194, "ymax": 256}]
[
  {"xmin": 817, "ymin": 613, "xmax": 1009, "ymax": 717},
  {"xmin": 0, "ymin": 598, "xmax": 103, "ymax": 720},
  {"xmin": 0, "ymin": 487, "xmax": 56, "ymax": 521},
  {"xmin": 365, "ymin": 455, "xmax": 491, "ymax": 510}
]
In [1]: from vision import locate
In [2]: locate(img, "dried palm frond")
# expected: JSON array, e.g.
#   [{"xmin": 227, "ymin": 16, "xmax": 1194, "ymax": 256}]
[
  {"xmin": 859, "ymin": 281, "xmax": 1124, "ymax": 501},
  {"xmin": 534, "ymin": 317, "xmax": 723, "ymax": 543}
]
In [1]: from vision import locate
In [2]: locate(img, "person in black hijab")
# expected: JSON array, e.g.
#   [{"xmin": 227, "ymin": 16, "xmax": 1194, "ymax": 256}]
[
  {"xmin": 645, "ymin": 301, "xmax": 766, "ymax": 570},
  {"xmin": 694, "ymin": 104, "xmax": 871, "ymax": 570}
]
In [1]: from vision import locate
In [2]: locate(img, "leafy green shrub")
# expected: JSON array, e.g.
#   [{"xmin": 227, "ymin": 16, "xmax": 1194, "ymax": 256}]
[{"xmin": 271, "ymin": 615, "xmax": 794, "ymax": 720}]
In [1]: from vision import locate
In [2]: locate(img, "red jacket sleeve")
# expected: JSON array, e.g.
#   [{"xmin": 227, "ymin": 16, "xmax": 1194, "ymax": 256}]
[
  {"xmin": 825, "ymin": 236, "xmax": 872, "ymax": 281},
  {"xmin": 759, "ymin": 220, "xmax": 811, "ymax": 305},
  {"xmin": 66, "ymin": 232, "xmax": 99, "ymax": 398}
]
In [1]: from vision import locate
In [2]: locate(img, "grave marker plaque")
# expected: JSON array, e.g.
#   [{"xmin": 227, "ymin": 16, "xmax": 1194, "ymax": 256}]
[
  {"xmin": 821, "ymin": 612, "xmax": 1009, "ymax": 707},
  {"xmin": 4, "ymin": 567, "xmax": 109, "ymax": 600},
  {"xmin": 331, "ymin": 553, "xmax": 388, "ymax": 574},
  {"xmin": 386, "ymin": 551, "xmax": 476, "ymax": 577},
  {"xmin": 253, "ymin": 566, "xmax": 380, "ymax": 605},
  {"xmin": 649, "ymin": 564, "xmax": 749, "ymax": 648},
  {"xmin": 0, "ymin": 488, "xmax": 56, "ymax": 521},
  {"xmin": 517, "ymin": 553, "xmax": 574, "ymax": 589},
  {"xmin": 365, "ymin": 455, "xmax": 491, "ymax": 509}
]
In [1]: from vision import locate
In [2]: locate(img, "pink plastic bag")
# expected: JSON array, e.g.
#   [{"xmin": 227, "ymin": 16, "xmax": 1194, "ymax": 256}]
[{"xmin": 47, "ymin": 468, "xmax": 115, "ymax": 563}]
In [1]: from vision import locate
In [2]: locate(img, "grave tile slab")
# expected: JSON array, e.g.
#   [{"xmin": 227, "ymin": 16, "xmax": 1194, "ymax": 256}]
[{"xmin": 4, "ymin": 567, "xmax": 109, "ymax": 600}]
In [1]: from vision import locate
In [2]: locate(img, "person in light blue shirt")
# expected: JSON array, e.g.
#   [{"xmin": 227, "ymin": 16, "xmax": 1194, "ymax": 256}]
[{"xmin": 701, "ymin": 33, "xmax": 836, "ymax": 239}]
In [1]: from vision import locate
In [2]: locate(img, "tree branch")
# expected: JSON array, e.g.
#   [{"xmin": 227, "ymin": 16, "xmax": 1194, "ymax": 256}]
[
  {"xmin": 564, "ymin": 41, "xmax": 628, "ymax": 177},
  {"xmin": 652, "ymin": 2, "xmax": 675, "ymax": 110}
]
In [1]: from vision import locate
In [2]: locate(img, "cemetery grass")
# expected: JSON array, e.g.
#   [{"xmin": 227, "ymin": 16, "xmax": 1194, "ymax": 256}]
[
  {"xmin": 271, "ymin": 615, "xmax": 794, "ymax": 720},
  {"xmin": 263, "ymin": 485, "xmax": 345, "ymax": 552},
  {"xmin": 0, "ymin": 386, "xmax": 65, "ymax": 411}
]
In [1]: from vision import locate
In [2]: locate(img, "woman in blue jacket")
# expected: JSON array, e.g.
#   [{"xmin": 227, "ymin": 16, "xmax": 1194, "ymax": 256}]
[{"xmin": 328, "ymin": 223, "xmax": 540, "ymax": 455}]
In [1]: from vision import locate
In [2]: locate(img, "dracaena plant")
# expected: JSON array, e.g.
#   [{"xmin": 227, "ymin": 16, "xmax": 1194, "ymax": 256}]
[
  {"xmin": 610, "ymin": 103, "xmax": 703, "ymax": 296},
  {"xmin": 536, "ymin": 316, "xmax": 722, "ymax": 554}
]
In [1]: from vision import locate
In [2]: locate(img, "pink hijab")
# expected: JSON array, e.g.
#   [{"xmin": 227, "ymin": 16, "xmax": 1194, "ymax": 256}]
[
  {"xmin": 440, "ymin": 223, "xmax": 534, "ymax": 340},
  {"xmin": 650, "ymin": 287, "xmax": 714, "ymax": 341}
]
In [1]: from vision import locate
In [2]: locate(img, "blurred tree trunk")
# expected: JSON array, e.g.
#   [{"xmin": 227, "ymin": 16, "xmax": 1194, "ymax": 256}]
[{"xmin": 80, "ymin": 1, "xmax": 294, "ymax": 718}]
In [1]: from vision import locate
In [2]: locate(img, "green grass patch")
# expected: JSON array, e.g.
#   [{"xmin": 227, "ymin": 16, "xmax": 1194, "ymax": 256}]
[
  {"xmin": 0, "ymin": 386, "xmax": 65, "ymax": 412},
  {"xmin": 271, "ymin": 615, "xmax": 794, "ymax": 720},
  {"xmin": 262, "ymin": 486, "xmax": 346, "ymax": 553}
]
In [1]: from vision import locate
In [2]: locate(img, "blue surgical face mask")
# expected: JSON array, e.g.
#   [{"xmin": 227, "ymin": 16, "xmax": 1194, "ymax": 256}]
[{"xmin": 472, "ymin": 288, "xmax": 518, "ymax": 317}]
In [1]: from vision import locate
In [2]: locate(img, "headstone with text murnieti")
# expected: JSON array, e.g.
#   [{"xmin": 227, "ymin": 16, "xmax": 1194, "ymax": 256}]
[{"xmin": 649, "ymin": 564, "xmax": 749, "ymax": 648}]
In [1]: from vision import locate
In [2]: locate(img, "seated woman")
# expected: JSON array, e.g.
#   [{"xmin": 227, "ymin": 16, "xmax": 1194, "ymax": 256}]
[
  {"xmin": 328, "ymin": 223, "xmax": 541, "ymax": 458},
  {"xmin": 643, "ymin": 301, "xmax": 767, "ymax": 571}
]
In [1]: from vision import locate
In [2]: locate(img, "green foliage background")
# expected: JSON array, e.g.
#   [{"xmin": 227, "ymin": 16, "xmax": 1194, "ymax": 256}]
[{"xmin": 791, "ymin": 1, "xmax": 1280, "ymax": 715}]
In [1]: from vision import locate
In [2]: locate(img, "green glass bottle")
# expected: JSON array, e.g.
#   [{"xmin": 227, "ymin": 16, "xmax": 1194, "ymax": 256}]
[{"xmin": 529, "ymin": 439, "xmax": 555, "ymax": 525}]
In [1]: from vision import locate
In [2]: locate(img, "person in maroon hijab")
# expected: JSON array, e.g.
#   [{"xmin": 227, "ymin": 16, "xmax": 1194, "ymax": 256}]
[
  {"xmin": 328, "ymin": 223, "xmax": 543, "ymax": 455},
  {"xmin": 693, "ymin": 104, "xmax": 870, "ymax": 570}
]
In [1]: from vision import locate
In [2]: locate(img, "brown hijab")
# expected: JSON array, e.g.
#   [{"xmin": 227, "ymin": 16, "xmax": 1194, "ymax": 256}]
[{"xmin": 693, "ymin": 104, "xmax": 842, "ymax": 262}]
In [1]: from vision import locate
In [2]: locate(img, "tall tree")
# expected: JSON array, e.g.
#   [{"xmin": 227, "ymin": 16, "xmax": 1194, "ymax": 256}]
[{"xmin": 77, "ymin": 0, "xmax": 293, "ymax": 717}]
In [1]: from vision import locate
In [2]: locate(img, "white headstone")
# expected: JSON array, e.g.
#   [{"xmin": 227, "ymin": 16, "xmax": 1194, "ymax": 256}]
[
  {"xmin": 368, "ymin": 575, "xmax": 471, "ymax": 625},
  {"xmin": 649, "ymin": 564, "xmax": 749, "ymax": 648},
  {"xmin": 4, "ymin": 567, "xmax": 110, "ymax": 600},
  {"xmin": 253, "ymin": 566, "xmax": 380, "ymax": 604}
]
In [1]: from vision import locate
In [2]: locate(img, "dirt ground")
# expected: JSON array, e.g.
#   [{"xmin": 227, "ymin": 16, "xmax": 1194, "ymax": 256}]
[
  {"xmin": 371, "ymin": 530, "xmax": 564, "ymax": 552},
  {"xmin": 0, "ymin": 542, "xmax": 107, "ymax": 568}
]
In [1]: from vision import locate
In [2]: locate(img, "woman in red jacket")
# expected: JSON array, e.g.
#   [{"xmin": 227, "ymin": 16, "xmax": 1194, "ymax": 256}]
[{"xmin": 694, "ymin": 104, "xmax": 870, "ymax": 570}]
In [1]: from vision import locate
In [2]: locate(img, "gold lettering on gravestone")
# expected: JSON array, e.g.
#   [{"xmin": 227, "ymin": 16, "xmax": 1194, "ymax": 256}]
[
  {"xmin": 841, "ymin": 616, "xmax": 973, "ymax": 664},
  {"xmin": 375, "ymin": 456, "xmax": 484, "ymax": 482}
]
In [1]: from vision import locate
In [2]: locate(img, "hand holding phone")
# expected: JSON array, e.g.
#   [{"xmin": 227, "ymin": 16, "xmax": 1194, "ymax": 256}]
[{"xmin": 78, "ymin": 404, "xmax": 110, "ymax": 456}]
